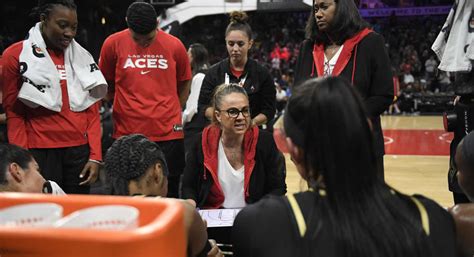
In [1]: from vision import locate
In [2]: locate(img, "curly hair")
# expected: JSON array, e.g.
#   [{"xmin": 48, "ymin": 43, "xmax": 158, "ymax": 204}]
[
  {"xmin": 104, "ymin": 134, "xmax": 168, "ymax": 196},
  {"xmin": 225, "ymin": 11, "xmax": 253, "ymax": 39}
]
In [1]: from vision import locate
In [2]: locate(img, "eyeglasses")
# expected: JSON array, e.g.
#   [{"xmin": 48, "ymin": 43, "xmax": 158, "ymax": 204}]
[{"xmin": 217, "ymin": 107, "xmax": 250, "ymax": 118}]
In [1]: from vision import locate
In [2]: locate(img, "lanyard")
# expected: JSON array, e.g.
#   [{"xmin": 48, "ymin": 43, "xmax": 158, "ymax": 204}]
[{"xmin": 225, "ymin": 73, "xmax": 248, "ymax": 87}]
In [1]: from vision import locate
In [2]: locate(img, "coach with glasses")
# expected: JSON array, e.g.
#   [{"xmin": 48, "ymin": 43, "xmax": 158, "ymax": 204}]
[{"xmin": 182, "ymin": 83, "xmax": 286, "ymax": 209}]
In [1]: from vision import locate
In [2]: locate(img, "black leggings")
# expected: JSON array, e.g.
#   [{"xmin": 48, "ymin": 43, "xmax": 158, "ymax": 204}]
[
  {"xmin": 156, "ymin": 139, "xmax": 185, "ymax": 199},
  {"xmin": 30, "ymin": 144, "xmax": 90, "ymax": 194}
]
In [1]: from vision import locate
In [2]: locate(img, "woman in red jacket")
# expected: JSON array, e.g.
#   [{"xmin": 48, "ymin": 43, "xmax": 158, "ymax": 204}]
[
  {"xmin": 182, "ymin": 83, "xmax": 286, "ymax": 209},
  {"xmin": 294, "ymin": 0, "xmax": 393, "ymax": 179}
]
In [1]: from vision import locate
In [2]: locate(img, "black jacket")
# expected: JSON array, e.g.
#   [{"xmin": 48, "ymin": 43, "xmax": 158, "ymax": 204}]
[
  {"xmin": 294, "ymin": 32, "xmax": 393, "ymax": 156},
  {"xmin": 182, "ymin": 126, "xmax": 287, "ymax": 208},
  {"xmin": 233, "ymin": 192, "xmax": 457, "ymax": 257},
  {"xmin": 197, "ymin": 58, "xmax": 276, "ymax": 122}
]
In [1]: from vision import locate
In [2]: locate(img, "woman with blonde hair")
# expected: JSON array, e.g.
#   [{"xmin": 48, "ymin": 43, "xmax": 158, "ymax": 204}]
[{"xmin": 183, "ymin": 83, "xmax": 286, "ymax": 209}]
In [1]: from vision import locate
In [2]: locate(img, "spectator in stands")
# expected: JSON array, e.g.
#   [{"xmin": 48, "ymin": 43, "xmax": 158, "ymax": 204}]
[
  {"xmin": 0, "ymin": 144, "xmax": 65, "ymax": 194},
  {"xmin": 233, "ymin": 77, "xmax": 456, "ymax": 257},
  {"xmin": 294, "ymin": 0, "xmax": 393, "ymax": 179},
  {"xmin": 434, "ymin": 71, "xmax": 451, "ymax": 92},
  {"xmin": 270, "ymin": 43, "xmax": 281, "ymax": 61},
  {"xmin": 449, "ymin": 131, "xmax": 474, "ymax": 256},
  {"xmin": 2, "ymin": 0, "xmax": 105, "ymax": 194},
  {"xmin": 401, "ymin": 63, "xmax": 415, "ymax": 87},
  {"xmin": 99, "ymin": 2, "xmax": 191, "ymax": 198},
  {"xmin": 104, "ymin": 134, "xmax": 222, "ymax": 257},
  {"xmin": 388, "ymin": 67, "xmax": 401, "ymax": 115},
  {"xmin": 197, "ymin": 11, "xmax": 276, "ymax": 127},
  {"xmin": 183, "ymin": 84, "xmax": 286, "ymax": 209},
  {"xmin": 275, "ymin": 82, "xmax": 288, "ymax": 115},
  {"xmin": 271, "ymin": 55, "xmax": 281, "ymax": 71},
  {"xmin": 425, "ymin": 55, "xmax": 438, "ymax": 81},
  {"xmin": 183, "ymin": 43, "xmax": 210, "ymax": 145}
]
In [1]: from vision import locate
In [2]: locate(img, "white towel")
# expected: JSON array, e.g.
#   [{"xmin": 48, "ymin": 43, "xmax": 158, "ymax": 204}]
[
  {"xmin": 431, "ymin": 0, "xmax": 474, "ymax": 72},
  {"xmin": 18, "ymin": 22, "xmax": 107, "ymax": 112},
  {"xmin": 182, "ymin": 72, "xmax": 206, "ymax": 124}
]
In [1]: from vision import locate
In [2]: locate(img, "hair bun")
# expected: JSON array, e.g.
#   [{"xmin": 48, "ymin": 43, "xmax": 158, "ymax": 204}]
[{"xmin": 229, "ymin": 11, "xmax": 249, "ymax": 24}]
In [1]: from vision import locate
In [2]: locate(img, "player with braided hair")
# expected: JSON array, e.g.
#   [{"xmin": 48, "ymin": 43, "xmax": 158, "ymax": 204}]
[
  {"xmin": 99, "ymin": 2, "xmax": 191, "ymax": 198},
  {"xmin": 104, "ymin": 134, "xmax": 222, "ymax": 257},
  {"xmin": 30, "ymin": 0, "xmax": 77, "ymax": 19},
  {"xmin": 104, "ymin": 134, "xmax": 168, "ymax": 196}
]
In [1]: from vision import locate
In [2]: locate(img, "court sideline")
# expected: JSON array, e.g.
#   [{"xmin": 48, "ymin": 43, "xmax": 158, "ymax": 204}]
[{"xmin": 284, "ymin": 115, "xmax": 454, "ymax": 207}]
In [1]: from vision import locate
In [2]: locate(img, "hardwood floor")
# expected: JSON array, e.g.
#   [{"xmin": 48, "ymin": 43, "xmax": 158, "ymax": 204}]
[{"xmin": 284, "ymin": 115, "xmax": 454, "ymax": 207}]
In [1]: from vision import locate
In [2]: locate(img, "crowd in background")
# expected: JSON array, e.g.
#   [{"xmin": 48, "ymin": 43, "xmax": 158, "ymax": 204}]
[
  {"xmin": 0, "ymin": 10, "xmax": 454, "ymax": 148},
  {"xmin": 180, "ymin": 12, "xmax": 452, "ymax": 115}
]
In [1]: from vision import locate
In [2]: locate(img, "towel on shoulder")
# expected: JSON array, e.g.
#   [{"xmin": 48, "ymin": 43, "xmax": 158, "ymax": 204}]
[
  {"xmin": 18, "ymin": 22, "xmax": 107, "ymax": 112},
  {"xmin": 432, "ymin": 0, "xmax": 474, "ymax": 72}
]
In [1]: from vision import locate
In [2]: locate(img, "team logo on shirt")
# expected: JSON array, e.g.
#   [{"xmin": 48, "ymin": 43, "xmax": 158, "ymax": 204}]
[
  {"xmin": 123, "ymin": 54, "xmax": 169, "ymax": 70},
  {"xmin": 32, "ymin": 44, "xmax": 45, "ymax": 58},
  {"xmin": 90, "ymin": 63, "xmax": 99, "ymax": 72},
  {"xmin": 56, "ymin": 65, "xmax": 67, "ymax": 80},
  {"xmin": 19, "ymin": 62, "xmax": 28, "ymax": 74},
  {"xmin": 173, "ymin": 124, "xmax": 183, "ymax": 132},
  {"xmin": 22, "ymin": 77, "xmax": 50, "ymax": 93}
]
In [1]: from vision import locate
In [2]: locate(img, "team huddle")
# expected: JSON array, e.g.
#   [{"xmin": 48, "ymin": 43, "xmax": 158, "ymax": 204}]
[{"xmin": 0, "ymin": 0, "xmax": 473, "ymax": 257}]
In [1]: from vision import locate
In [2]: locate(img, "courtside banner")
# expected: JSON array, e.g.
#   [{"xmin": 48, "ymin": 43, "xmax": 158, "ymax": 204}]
[{"xmin": 359, "ymin": 5, "xmax": 451, "ymax": 17}]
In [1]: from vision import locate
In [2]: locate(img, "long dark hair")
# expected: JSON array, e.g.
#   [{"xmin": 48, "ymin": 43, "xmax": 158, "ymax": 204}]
[
  {"xmin": 104, "ymin": 134, "xmax": 168, "ymax": 196},
  {"xmin": 189, "ymin": 43, "xmax": 210, "ymax": 75},
  {"xmin": 30, "ymin": 0, "xmax": 77, "ymax": 20},
  {"xmin": 286, "ymin": 77, "xmax": 432, "ymax": 257},
  {"xmin": 305, "ymin": 0, "xmax": 370, "ymax": 45}
]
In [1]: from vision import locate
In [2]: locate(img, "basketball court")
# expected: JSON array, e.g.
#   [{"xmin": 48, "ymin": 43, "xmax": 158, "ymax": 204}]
[{"xmin": 285, "ymin": 115, "xmax": 454, "ymax": 207}]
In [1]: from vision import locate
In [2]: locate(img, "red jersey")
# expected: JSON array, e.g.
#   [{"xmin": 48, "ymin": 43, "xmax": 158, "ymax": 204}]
[
  {"xmin": 0, "ymin": 55, "xmax": 3, "ymax": 104},
  {"xmin": 99, "ymin": 29, "xmax": 191, "ymax": 142},
  {"xmin": 2, "ymin": 42, "xmax": 102, "ymax": 160}
]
